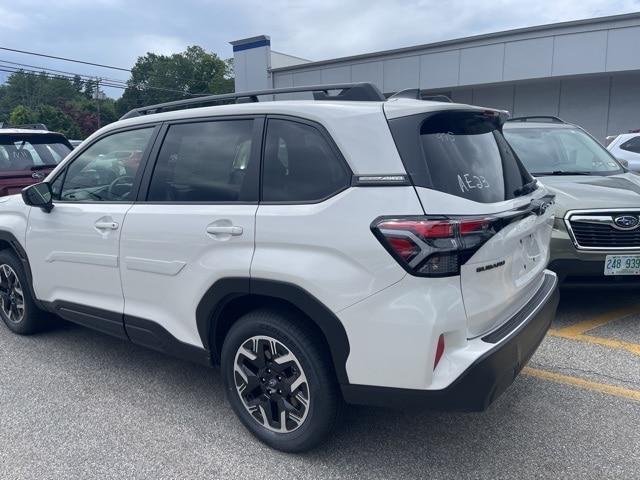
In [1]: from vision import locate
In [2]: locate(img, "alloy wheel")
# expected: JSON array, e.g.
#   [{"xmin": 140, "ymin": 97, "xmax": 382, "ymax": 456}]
[
  {"xmin": 0, "ymin": 264, "xmax": 25, "ymax": 324},
  {"xmin": 233, "ymin": 335, "xmax": 310, "ymax": 433}
]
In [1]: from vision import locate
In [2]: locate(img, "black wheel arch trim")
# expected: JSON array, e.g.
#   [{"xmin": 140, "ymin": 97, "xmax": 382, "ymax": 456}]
[
  {"xmin": 0, "ymin": 230, "xmax": 46, "ymax": 310},
  {"xmin": 196, "ymin": 277, "xmax": 351, "ymax": 384}
]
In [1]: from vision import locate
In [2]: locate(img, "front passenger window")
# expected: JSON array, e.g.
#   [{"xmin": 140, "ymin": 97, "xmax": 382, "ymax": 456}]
[{"xmin": 58, "ymin": 128, "xmax": 154, "ymax": 202}]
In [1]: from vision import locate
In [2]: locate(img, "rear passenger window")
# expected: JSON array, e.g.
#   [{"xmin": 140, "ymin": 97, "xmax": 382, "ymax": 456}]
[
  {"xmin": 147, "ymin": 120, "xmax": 255, "ymax": 202},
  {"xmin": 262, "ymin": 119, "xmax": 350, "ymax": 202},
  {"xmin": 621, "ymin": 137, "xmax": 640, "ymax": 154}
]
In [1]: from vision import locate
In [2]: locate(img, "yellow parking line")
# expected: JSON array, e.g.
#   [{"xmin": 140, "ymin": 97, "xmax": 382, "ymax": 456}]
[
  {"xmin": 523, "ymin": 367, "xmax": 640, "ymax": 402},
  {"xmin": 552, "ymin": 303, "xmax": 640, "ymax": 337},
  {"xmin": 547, "ymin": 330, "xmax": 640, "ymax": 356},
  {"xmin": 546, "ymin": 302, "xmax": 640, "ymax": 356}
]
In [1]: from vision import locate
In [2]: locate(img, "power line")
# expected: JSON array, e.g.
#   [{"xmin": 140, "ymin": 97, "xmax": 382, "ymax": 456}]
[
  {"xmin": 0, "ymin": 59, "xmax": 128, "ymax": 84},
  {"xmin": 0, "ymin": 63, "xmax": 210, "ymax": 97},
  {"xmin": 0, "ymin": 65, "xmax": 127, "ymax": 90},
  {"xmin": 0, "ymin": 46, "xmax": 130, "ymax": 72},
  {"xmin": 0, "ymin": 44, "xmax": 226, "ymax": 92}
]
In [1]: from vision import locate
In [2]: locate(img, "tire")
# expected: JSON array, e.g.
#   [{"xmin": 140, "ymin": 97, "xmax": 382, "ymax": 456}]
[
  {"xmin": 221, "ymin": 308, "xmax": 343, "ymax": 452},
  {"xmin": 0, "ymin": 249, "xmax": 47, "ymax": 335}
]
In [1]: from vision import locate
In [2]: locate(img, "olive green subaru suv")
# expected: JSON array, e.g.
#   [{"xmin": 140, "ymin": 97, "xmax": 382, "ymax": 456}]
[{"xmin": 504, "ymin": 116, "xmax": 640, "ymax": 285}]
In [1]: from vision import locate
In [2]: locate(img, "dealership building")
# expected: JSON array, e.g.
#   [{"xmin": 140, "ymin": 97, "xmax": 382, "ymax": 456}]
[{"xmin": 231, "ymin": 13, "xmax": 640, "ymax": 142}]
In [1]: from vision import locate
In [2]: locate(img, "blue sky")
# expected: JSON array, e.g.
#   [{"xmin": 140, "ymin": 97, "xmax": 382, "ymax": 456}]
[{"xmin": 1, "ymin": 0, "xmax": 639, "ymax": 97}]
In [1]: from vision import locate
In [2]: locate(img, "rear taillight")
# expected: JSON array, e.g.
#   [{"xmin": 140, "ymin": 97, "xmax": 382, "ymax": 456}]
[{"xmin": 372, "ymin": 216, "xmax": 498, "ymax": 277}]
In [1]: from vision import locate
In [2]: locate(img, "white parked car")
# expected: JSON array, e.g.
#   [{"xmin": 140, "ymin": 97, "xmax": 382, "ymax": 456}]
[
  {"xmin": 0, "ymin": 83, "xmax": 559, "ymax": 452},
  {"xmin": 607, "ymin": 132, "xmax": 640, "ymax": 171}
]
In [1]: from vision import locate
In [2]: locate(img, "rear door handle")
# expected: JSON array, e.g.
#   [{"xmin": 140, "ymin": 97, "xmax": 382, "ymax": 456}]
[
  {"xmin": 95, "ymin": 221, "xmax": 119, "ymax": 230},
  {"xmin": 206, "ymin": 225, "xmax": 243, "ymax": 236}
]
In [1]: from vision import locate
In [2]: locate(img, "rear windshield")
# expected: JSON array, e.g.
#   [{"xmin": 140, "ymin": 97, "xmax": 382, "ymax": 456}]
[
  {"xmin": 503, "ymin": 126, "xmax": 623, "ymax": 176},
  {"xmin": 389, "ymin": 110, "xmax": 531, "ymax": 203},
  {"xmin": 0, "ymin": 135, "xmax": 71, "ymax": 172}
]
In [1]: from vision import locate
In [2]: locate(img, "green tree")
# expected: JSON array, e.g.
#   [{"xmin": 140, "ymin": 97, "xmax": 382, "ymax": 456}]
[
  {"xmin": 0, "ymin": 45, "xmax": 233, "ymax": 138},
  {"xmin": 37, "ymin": 105, "xmax": 82, "ymax": 138},
  {"xmin": 72, "ymin": 75, "xmax": 84, "ymax": 94},
  {"xmin": 83, "ymin": 80, "xmax": 95, "ymax": 100},
  {"xmin": 8, "ymin": 105, "xmax": 38, "ymax": 125},
  {"xmin": 117, "ymin": 46, "xmax": 234, "ymax": 115}
]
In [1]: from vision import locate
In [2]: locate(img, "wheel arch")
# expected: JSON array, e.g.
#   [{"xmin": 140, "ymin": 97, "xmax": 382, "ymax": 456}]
[
  {"xmin": 196, "ymin": 278, "xmax": 351, "ymax": 385},
  {"xmin": 0, "ymin": 230, "xmax": 43, "ymax": 309}
]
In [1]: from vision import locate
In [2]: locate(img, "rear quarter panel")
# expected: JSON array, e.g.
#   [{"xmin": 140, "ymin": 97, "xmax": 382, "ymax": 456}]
[{"xmin": 251, "ymin": 187, "xmax": 424, "ymax": 312}]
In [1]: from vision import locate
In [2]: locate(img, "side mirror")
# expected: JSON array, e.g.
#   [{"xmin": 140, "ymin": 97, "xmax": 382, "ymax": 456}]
[
  {"xmin": 22, "ymin": 182, "xmax": 54, "ymax": 213},
  {"xmin": 617, "ymin": 158, "xmax": 629, "ymax": 169}
]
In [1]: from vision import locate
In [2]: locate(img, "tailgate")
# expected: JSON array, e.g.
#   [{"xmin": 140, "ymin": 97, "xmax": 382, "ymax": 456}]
[
  {"xmin": 414, "ymin": 187, "xmax": 555, "ymax": 337},
  {"xmin": 0, "ymin": 171, "xmax": 43, "ymax": 197},
  {"xmin": 385, "ymin": 104, "xmax": 555, "ymax": 337},
  {"xmin": 460, "ymin": 199, "xmax": 554, "ymax": 337}
]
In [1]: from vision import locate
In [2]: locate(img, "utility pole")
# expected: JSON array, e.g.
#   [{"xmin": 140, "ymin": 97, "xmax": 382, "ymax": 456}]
[{"xmin": 95, "ymin": 77, "xmax": 101, "ymax": 129}]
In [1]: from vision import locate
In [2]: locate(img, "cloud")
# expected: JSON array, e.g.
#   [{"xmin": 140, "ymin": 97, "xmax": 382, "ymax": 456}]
[
  {"xmin": 131, "ymin": 34, "xmax": 189, "ymax": 57},
  {"xmin": 0, "ymin": 7, "xmax": 28, "ymax": 31}
]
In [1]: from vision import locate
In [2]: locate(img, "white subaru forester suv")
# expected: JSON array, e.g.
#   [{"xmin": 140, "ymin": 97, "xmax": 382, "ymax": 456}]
[{"xmin": 1, "ymin": 83, "xmax": 558, "ymax": 452}]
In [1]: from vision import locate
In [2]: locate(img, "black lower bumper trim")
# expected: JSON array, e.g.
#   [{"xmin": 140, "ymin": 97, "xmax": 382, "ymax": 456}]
[{"xmin": 341, "ymin": 272, "xmax": 560, "ymax": 412}]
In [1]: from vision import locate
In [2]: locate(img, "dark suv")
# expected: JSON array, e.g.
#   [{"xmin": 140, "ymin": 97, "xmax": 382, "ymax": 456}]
[{"xmin": 0, "ymin": 125, "xmax": 73, "ymax": 197}]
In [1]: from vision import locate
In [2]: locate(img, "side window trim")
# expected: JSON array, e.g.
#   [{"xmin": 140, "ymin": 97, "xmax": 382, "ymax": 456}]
[
  {"xmin": 136, "ymin": 115, "xmax": 265, "ymax": 204},
  {"xmin": 51, "ymin": 123, "xmax": 161, "ymax": 204},
  {"xmin": 260, "ymin": 115, "xmax": 353, "ymax": 205}
]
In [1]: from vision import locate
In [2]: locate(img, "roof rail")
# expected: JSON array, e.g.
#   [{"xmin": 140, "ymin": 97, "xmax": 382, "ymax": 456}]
[
  {"xmin": 507, "ymin": 116, "xmax": 566, "ymax": 124},
  {"xmin": 423, "ymin": 94, "xmax": 452, "ymax": 103},
  {"xmin": 120, "ymin": 82, "xmax": 386, "ymax": 120},
  {"xmin": 388, "ymin": 88, "xmax": 421, "ymax": 100},
  {"xmin": 387, "ymin": 89, "xmax": 452, "ymax": 103},
  {"xmin": 10, "ymin": 123, "xmax": 49, "ymax": 130}
]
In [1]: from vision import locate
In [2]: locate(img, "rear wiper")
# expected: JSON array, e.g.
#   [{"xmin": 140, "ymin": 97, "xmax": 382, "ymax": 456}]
[
  {"xmin": 532, "ymin": 170, "xmax": 593, "ymax": 176},
  {"xmin": 514, "ymin": 179, "xmax": 538, "ymax": 197}
]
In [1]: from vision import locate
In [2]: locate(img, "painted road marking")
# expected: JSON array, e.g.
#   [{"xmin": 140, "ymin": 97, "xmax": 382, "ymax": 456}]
[
  {"xmin": 552, "ymin": 303, "xmax": 640, "ymax": 336},
  {"xmin": 547, "ymin": 303, "xmax": 640, "ymax": 356},
  {"xmin": 548, "ymin": 330, "xmax": 640, "ymax": 356},
  {"xmin": 523, "ymin": 367, "xmax": 640, "ymax": 403}
]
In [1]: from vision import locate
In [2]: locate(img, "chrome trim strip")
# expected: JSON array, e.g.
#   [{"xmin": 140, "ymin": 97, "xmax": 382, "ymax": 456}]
[{"xmin": 564, "ymin": 208, "xmax": 640, "ymax": 251}]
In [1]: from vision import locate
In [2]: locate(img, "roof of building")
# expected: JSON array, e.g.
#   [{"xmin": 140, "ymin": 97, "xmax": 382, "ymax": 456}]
[{"xmin": 271, "ymin": 12, "xmax": 640, "ymax": 72}]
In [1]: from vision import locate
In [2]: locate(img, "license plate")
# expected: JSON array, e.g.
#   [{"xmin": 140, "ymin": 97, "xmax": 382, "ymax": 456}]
[{"xmin": 604, "ymin": 255, "xmax": 640, "ymax": 276}]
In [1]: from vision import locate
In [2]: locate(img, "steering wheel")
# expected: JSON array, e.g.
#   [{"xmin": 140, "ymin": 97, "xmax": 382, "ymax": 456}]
[{"xmin": 108, "ymin": 175, "xmax": 134, "ymax": 199}]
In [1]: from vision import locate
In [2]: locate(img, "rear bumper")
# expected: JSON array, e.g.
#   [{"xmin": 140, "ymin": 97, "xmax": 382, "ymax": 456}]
[{"xmin": 341, "ymin": 271, "xmax": 559, "ymax": 411}]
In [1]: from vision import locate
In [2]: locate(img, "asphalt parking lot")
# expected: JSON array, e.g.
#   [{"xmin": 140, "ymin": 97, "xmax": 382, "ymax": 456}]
[{"xmin": 1, "ymin": 289, "xmax": 639, "ymax": 480}]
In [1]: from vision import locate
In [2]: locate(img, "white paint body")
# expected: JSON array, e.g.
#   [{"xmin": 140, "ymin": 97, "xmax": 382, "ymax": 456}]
[
  {"xmin": 4, "ymin": 98, "xmax": 554, "ymax": 391},
  {"xmin": 119, "ymin": 204, "xmax": 257, "ymax": 346},
  {"xmin": 26, "ymin": 203, "xmax": 130, "ymax": 313}
]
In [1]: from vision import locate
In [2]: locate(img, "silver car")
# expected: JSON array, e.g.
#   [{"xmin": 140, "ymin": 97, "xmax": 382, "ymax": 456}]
[
  {"xmin": 504, "ymin": 116, "xmax": 640, "ymax": 286},
  {"xmin": 607, "ymin": 132, "xmax": 640, "ymax": 172}
]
